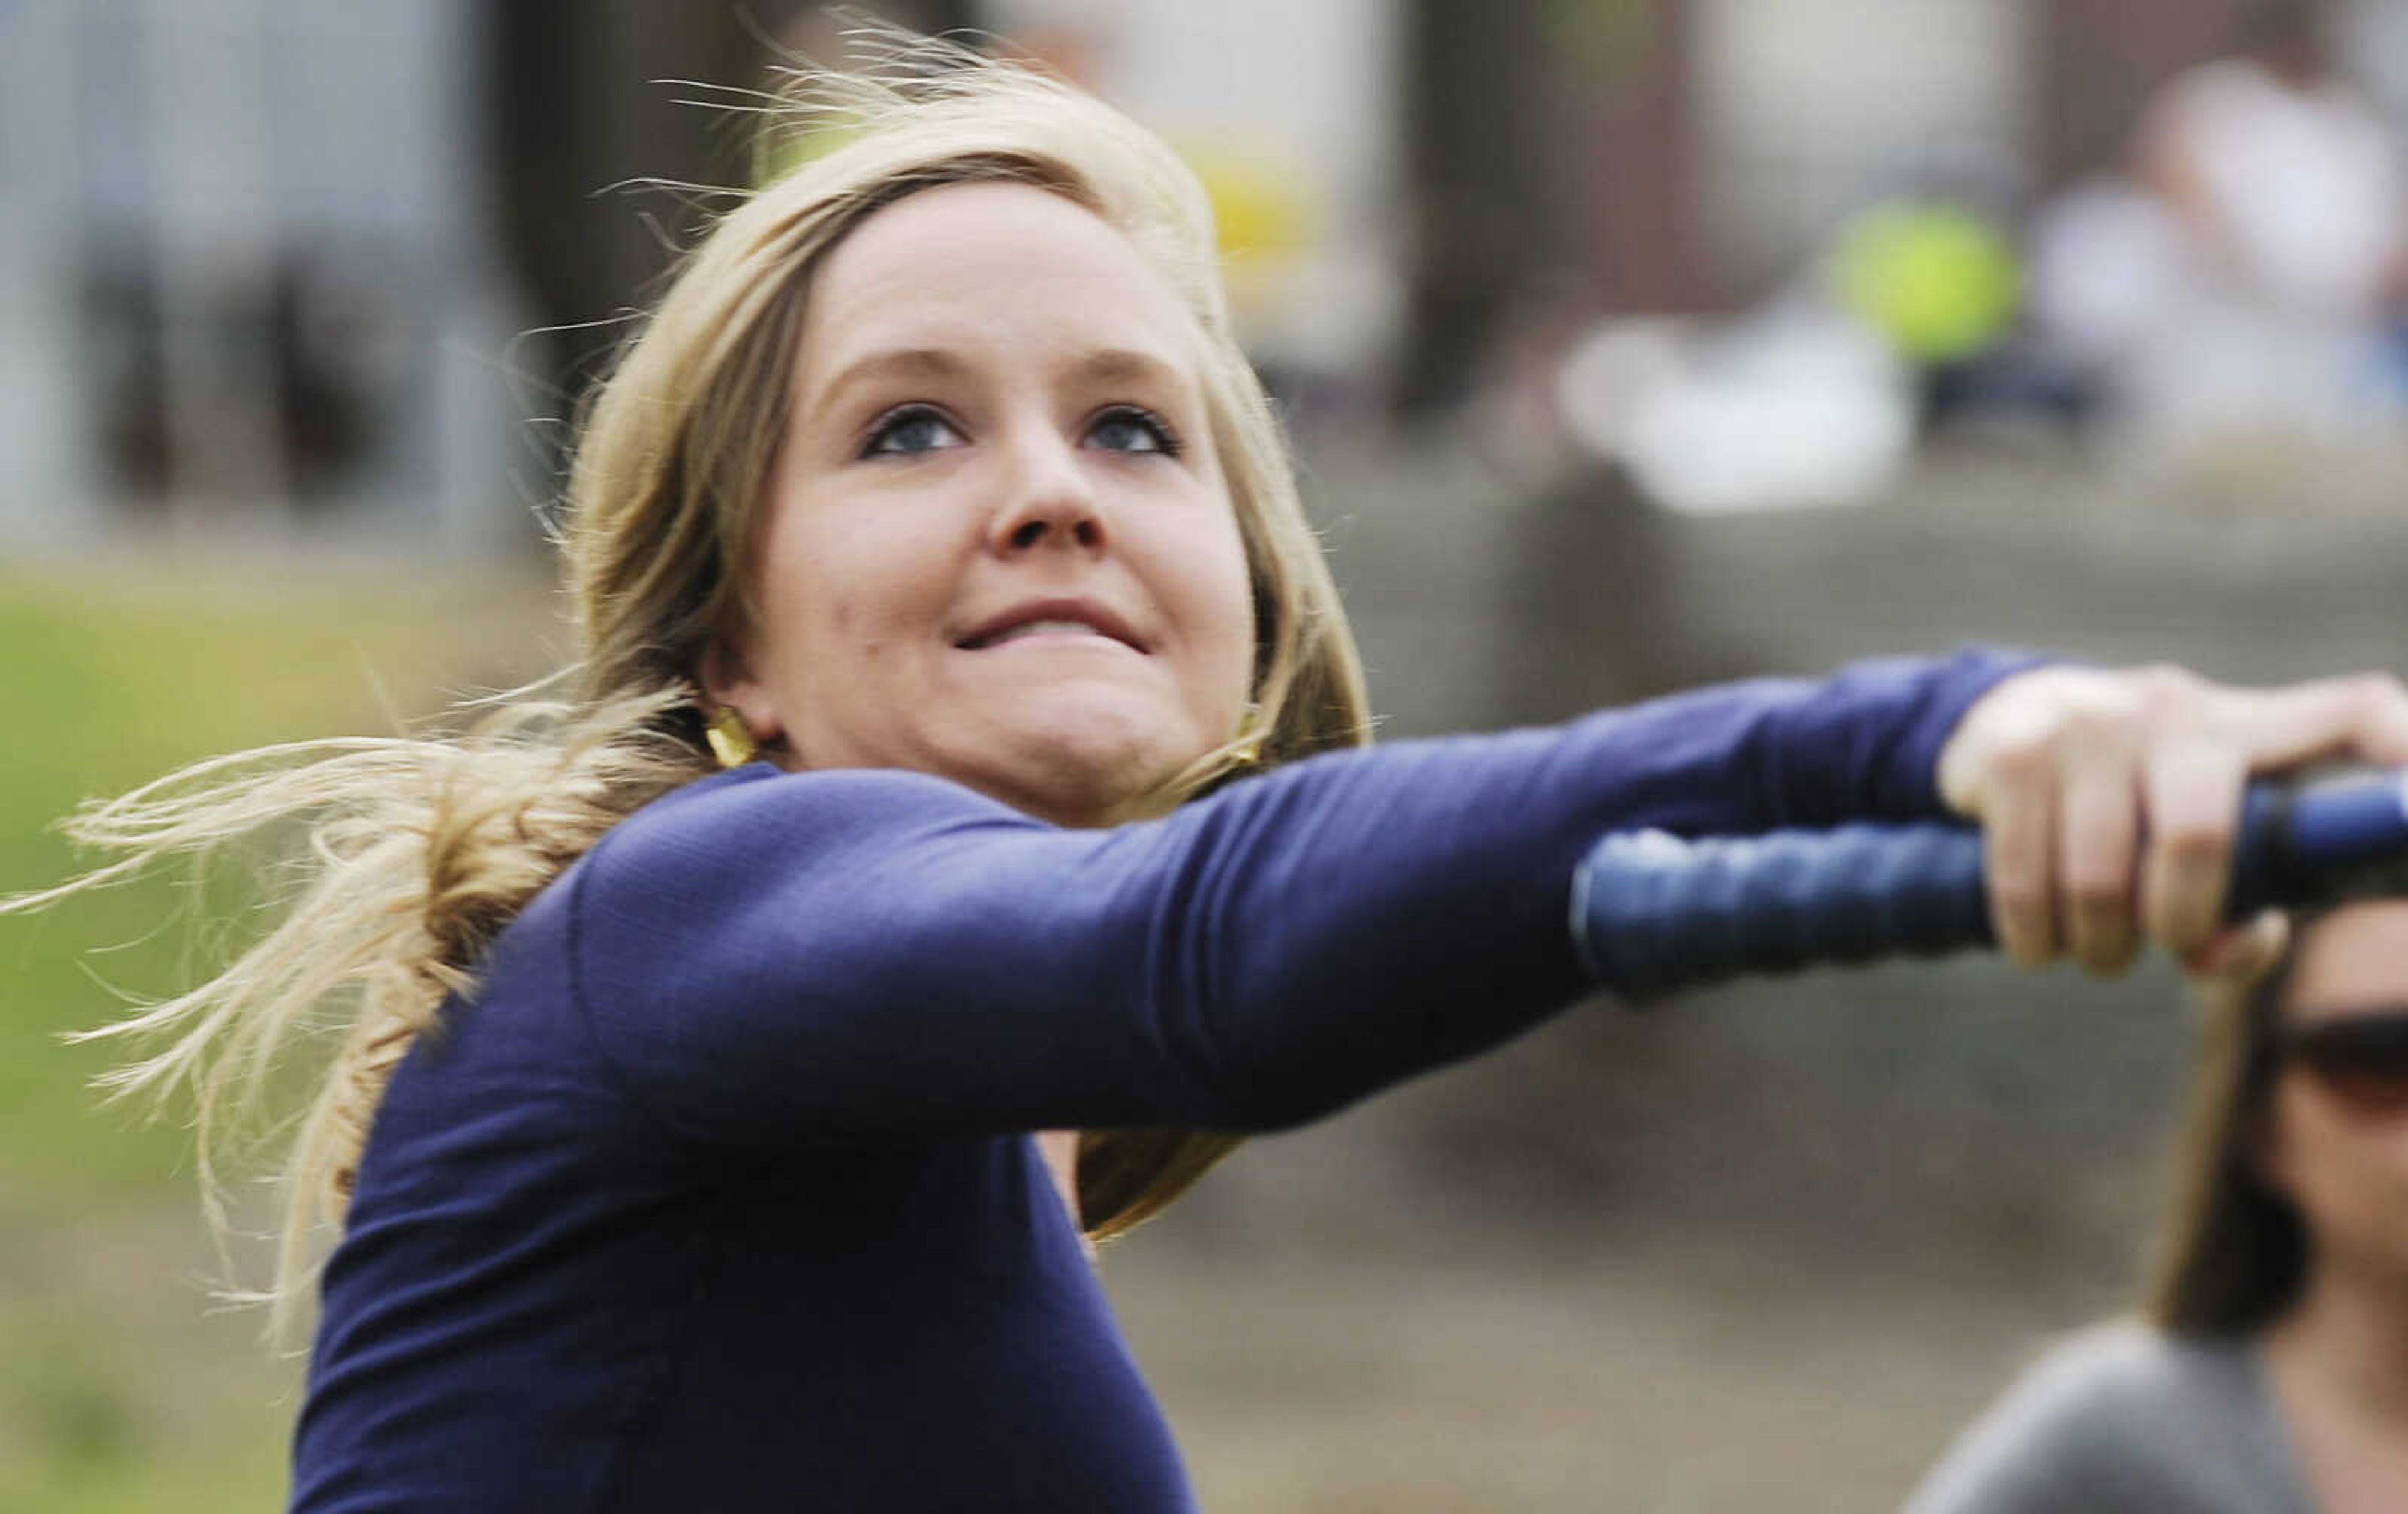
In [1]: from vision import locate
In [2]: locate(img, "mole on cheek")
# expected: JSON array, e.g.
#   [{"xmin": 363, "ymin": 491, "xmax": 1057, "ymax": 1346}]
[{"xmin": 823, "ymin": 597, "xmax": 889, "ymax": 661}]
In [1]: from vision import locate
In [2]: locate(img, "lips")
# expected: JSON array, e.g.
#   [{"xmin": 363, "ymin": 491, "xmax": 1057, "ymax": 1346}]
[{"xmin": 956, "ymin": 598, "xmax": 1148, "ymax": 653}]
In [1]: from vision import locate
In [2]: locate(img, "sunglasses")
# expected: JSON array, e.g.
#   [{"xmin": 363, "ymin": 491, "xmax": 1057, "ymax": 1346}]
[{"xmin": 2276, "ymin": 1012, "xmax": 2408, "ymax": 1116}]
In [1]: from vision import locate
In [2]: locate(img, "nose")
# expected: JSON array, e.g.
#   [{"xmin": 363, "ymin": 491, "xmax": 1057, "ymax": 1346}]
[{"xmin": 986, "ymin": 424, "xmax": 1106, "ymax": 557}]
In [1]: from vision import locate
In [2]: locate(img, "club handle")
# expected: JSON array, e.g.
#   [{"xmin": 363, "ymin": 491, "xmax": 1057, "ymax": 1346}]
[{"xmin": 1573, "ymin": 772, "xmax": 2408, "ymax": 1003}]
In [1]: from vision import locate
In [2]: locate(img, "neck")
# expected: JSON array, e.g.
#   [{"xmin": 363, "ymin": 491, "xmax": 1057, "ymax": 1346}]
[{"xmin": 2268, "ymin": 1260, "xmax": 2408, "ymax": 1425}]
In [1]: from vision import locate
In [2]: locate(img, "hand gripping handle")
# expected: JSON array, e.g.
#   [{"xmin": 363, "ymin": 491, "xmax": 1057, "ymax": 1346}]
[{"xmin": 1573, "ymin": 771, "xmax": 2408, "ymax": 1003}]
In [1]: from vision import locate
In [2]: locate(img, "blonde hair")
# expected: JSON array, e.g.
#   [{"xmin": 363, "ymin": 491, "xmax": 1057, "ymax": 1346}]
[{"xmin": 6, "ymin": 34, "xmax": 1370, "ymax": 1342}]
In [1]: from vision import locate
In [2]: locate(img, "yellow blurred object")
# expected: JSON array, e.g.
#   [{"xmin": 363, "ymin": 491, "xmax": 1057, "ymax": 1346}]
[
  {"xmin": 1178, "ymin": 142, "xmax": 1316, "ymax": 260},
  {"xmin": 705, "ymin": 707, "xmax": 759, "ymax": 768},
  {"xmin": 1830, "ymin": 203, "xmax": 2022, "ymax": 363},
  {"xmin": 762, "ymin": 127, "xmax": 1317, "ymax": 268},
  {"xmin": 755, "ymin": 119, "xmax": 869, "ymax": 188}
]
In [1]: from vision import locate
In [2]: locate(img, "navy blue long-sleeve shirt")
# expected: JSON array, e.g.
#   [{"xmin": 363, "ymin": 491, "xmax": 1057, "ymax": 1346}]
[{"xmin": 290, "ymin": 651, "xmax": 2029, "ymax": 1511}]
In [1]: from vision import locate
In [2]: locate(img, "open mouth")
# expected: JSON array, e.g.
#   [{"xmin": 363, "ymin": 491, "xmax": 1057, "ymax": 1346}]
[
  {"xmin": 961, "ymin": 619, "xmax": 1127, "ymax": 650},
  {"xmin": 955, "ymin": 600, "xmax": 1147, "ymax": 654}
]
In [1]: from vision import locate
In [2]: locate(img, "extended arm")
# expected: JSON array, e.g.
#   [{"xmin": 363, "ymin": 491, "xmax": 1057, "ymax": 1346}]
[{"xmin": 570, "ymin": 651, "xmax": 2025, "ymax": 1150}]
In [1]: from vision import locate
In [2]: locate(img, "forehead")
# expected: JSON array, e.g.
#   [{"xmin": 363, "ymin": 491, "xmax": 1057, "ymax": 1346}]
[
  {"xmin": 2286, "ymin": 901, "xmax": 2408, "ymax": 1017},
  {"xmin": 796, "ymin": 180, "xmax": 1203, "ymax": 386}
]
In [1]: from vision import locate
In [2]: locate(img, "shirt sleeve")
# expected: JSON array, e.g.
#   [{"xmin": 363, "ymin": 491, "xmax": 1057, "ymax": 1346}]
[
  {"xmin": 1904, "ymin": 1347, "xmax": 2120, "ymax": 1514},
  {"xmin": 571, "ymin": 648, "xmax": 2038, "ymax": 1151}
]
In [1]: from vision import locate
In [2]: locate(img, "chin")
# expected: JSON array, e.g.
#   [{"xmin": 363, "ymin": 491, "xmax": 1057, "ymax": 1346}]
[{"xmin": 968, "ymin": 701, "xmax": 1207, "ymax": 827}]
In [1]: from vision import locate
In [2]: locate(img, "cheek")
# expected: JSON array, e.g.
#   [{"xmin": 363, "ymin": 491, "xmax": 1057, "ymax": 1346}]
[
  {"xmin": 1181, "ymin": 502, "xmax": 1259, "ymax": 679},
  {"xmin": 815, "ymin": 581, "xmax": 874, "ymax": 650},
  {"xmin": 760, "ymin": 509, "xmax": 948, "ymax": 667},
  {"xmin": 2267, "ymin": 1089, "xmax": 2408, "ymax": 1249},
  {"xmin": 1180, "ymin": 537, "xmax": 1259, "ymax": 727},
  {"xmin": 1200, "ymin": 536, "xmax": 1253, "ymax": 647}
]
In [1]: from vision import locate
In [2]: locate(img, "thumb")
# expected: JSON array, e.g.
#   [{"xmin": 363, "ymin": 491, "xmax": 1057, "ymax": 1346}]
[{"xmin": 2182, "ymin": 909, "xmax": 2291, "ymax": 987}]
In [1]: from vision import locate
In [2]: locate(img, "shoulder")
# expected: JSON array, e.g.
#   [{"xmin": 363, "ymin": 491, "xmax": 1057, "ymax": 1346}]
[
  {"xmin": 1978, "ymin": 1323, "xmax": 2206, "ymax": 1446},
  {"xmin": 2160, "ymin": 60, "xmax": 2279, "ymax": 120},
  {"xmin": 1905, "ymin": 1323, "xmax": 2261, "ymax": 1514},
  {"xmin": 2025, "ymin": 1318, "xmax": 2222, "ymax": 1389},
  {"xmin": 564, "ymin": 762, "xmax": 1065, "ymax": 986},
  {"xmin": 614, "ymin": 761, "xmax": 1030, "ymax": 848},
  {"xmin": 590, "ymin": 762, "xmax": 1045, "ymax": 886}
]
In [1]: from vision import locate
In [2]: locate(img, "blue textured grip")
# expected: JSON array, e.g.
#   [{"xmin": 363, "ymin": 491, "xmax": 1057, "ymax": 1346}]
[
  {"xmin": 1575, "ymin": 770, "xmax": 2408, "ymax": 1003},
  {"xmin": 1573, "ymin": 823, "xmax": 1990, "ymax": 1001}
]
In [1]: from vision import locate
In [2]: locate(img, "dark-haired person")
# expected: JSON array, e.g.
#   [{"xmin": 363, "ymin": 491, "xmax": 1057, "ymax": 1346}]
[{"xmin": 1908, "ymin": 901, "xmax": 2408, "ymax": 1513}]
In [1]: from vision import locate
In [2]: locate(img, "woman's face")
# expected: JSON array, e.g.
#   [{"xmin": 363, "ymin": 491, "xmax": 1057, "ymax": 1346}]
[
  {"xmin": 704, "ymin": 181, "xmax": 1256, "ymax": 826},
  {"xmin": 2261, "ymin": 902, "xmax": 2408, "ymax": 1290}
]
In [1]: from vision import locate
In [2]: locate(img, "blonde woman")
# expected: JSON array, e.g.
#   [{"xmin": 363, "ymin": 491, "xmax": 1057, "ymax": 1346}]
[
  {"xmin": 19, "ymin": 42, "xmax": 2408, "ymax": 1512},
  {"xmin": 1908, "ymin": 899, "xmax": 2408, "ymax": 1513}
]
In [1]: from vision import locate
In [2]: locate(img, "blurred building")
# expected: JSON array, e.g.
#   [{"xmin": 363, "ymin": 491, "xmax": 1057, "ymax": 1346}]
[
  {"xmin": 0, "ymin": 0, "xmax": 1397, "ymax": 548},
  {"xmin": 1462, "ymin": 0, "xmax": 2407, "ymax": 302},
  {"xmin": 0, "ymin": 0, "xmax": 521, "ymax": 549},
  {"xmin": 7, "ymin": 0, "xmax": 2408, "ymax": 549}
]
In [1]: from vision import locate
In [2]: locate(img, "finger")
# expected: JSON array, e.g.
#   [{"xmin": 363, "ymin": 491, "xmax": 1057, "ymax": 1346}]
[
  {"xmin": 2140, "ymin": 739, "xmax": 2246, "ymax": 958},
  {"xmin": 2219, "ymin": 674, "xmax": 2408, "ymax": 770},
  {"xmin": 2182, "ymin": 910, "xmax": 2291, "ymax": 986},
  {"xmin": 2059, "ymin": 761, "xmax": 2140, "ymax": 976},
  {"xmin": 1983, "ymin": 752, "xmax": 2060, "ymax": 967}
]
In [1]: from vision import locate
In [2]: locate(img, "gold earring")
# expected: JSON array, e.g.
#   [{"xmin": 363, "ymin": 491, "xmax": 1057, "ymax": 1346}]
[{"xmin": 705, "ymin": 707, "xmax": 759, "ymax": 768}]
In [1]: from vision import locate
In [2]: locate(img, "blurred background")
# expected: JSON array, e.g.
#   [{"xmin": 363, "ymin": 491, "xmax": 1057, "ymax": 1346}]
[{"xmin": 3, "ymin": 0, "xmax": 2406, "ymax": 1508}]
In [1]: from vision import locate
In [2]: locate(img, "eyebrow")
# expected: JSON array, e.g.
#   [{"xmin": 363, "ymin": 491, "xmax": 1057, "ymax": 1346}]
[{"xmin": 805, "ymin": 344, "xmax": 1194, "ymax": 420}]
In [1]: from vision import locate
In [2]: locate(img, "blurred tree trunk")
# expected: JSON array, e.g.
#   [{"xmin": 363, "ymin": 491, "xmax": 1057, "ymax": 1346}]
[
  {"xmin": 2034, "ymin": 0, "xmax": 2248, "ymax": 186},
  {"xmin": 478, "ymin": 1, "xmax": 981, "ymax": 490},
  {"xmin": 1398, "ymin": 0, "xmax": 1713, "ymax": 422},
  {"xmin": 1568, "ymin": 0, "xmax": 1715, "ymax": 316},
  {"xmin": 485, "ymin": 3, "xmax": 781, "ymax": 422},
  {"xmin": 1395, "ymin": 0, "xmax": 1559, "ymax": 418}
]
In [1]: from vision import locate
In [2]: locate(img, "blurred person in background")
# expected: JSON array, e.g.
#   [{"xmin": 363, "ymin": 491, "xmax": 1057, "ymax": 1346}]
[
  {"xmin": 2022, "ymin": 173, "xmax": 2188, "ymax": 433},
  {"xmin": 1908, "ymin": 897, "xmax": 2408, "ymax": 1513},
  {"xmin": 13, "ymin": 33, "xmax": 2408, "ymax": 1514},
  {"xmin": 2118, "ymin": 0, "xmax": 2408, "ymax": 487}
]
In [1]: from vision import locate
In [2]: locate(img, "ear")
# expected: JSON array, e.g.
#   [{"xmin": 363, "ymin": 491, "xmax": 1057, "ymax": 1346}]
[{"xmin": 695, "ymin": 632, "xmax": 787, "ymax": 750}]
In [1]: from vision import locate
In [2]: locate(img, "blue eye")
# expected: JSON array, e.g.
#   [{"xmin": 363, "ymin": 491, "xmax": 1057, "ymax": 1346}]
[
  {"xmin": 1087, "ymin": 406, "xmax": 1182, "ymax": 457},
  {"xmin": 863, "ymin": 406, "xmax": 964, "ymax": 458}
]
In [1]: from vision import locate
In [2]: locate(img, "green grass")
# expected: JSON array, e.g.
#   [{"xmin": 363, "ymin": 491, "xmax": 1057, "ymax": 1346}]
[
  {"xmin": 0, "ymin": 559, "xmax": 549, "ymax": 1513},
  {"xmin": 0, "ymin": 1443, "xmax": 292, "ymax": 1514},
  {"xmin": 0, "ymin": 562, "xmax": 544, "ymax": 1199},
  {"xmin": 0, "ymin": 1269, "xmax": 294, "ymax": 1514}
]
